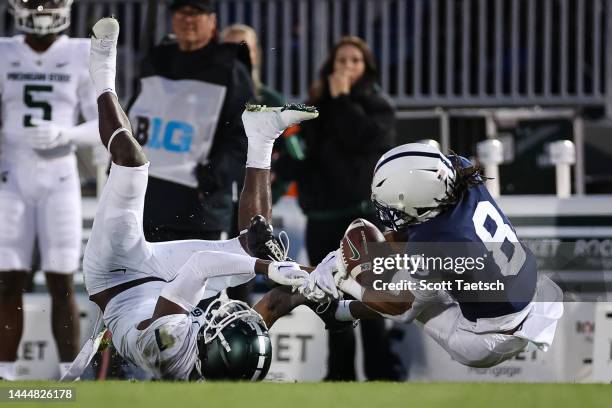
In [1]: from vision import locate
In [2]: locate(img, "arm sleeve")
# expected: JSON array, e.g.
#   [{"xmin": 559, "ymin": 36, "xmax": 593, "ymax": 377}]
[
  {"xmin": 64, "ymin": 119, "xmax": 99, "ymax": 146},
  {"xmin": 72, "ymin": 61, "xmax": 100, "ymax": 145},
  {"xmin": 160, "ymin": 251, "xmax": 256, "ymax": 311},
  {"xmin": 324, "ymin": 93, "xmax": 396, "ymax": 153}
]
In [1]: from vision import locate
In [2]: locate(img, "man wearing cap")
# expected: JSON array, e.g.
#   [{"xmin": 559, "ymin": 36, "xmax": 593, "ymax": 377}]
[{"xmin": 129, "ymin": 0, "xmax": 254, "ymax": 242}]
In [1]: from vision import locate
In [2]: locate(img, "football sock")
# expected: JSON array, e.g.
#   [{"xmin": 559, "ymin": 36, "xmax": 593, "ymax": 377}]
[
  {"xmin": 246, "ymin": 137, "xmax": 275, "ymax": 169},
  {"xmin": 90, "ymin": 18, "xmax": 119, "ymax": 98},
  {"xmin": 334, "ymin": 300, "xmax": 355, "ymax": 321},
  {"xmin": 243, "ymin": 110, "xmax": 284, "ymax": 169}
]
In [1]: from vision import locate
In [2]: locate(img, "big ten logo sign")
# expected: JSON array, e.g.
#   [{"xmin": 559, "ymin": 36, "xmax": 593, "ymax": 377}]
[
  {"xmin": 134, "ymin": 116, "xmax": 194, "ymax": 153},
  {"xmin": 272, "ymin": 333, "xmax": 315, "ymax": 363},
  {"xmin": 18, "ymin": 341, "xmax": 49, "ymax": 361}
]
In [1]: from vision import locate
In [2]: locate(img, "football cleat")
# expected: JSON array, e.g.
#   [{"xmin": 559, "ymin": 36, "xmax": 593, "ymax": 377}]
[
  {"xmin": 242, "ymin": 103, "xmax": 319, "ymax": 144},
  {"xmin": 246, "ymin": 215, "xmax": 291, "ymax": 262}
]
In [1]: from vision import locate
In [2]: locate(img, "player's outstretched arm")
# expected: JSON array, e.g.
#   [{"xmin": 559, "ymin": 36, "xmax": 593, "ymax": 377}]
[
  {"xmin": 90, "ymin": 17, "xmax": 146, "ymax": 167},
  {"xmin": 253, "ymin": 286, "xmax": 307, "ymax": 327},
  {"xmin": 333, "ymin": 268, "xmax": 414, "ymax": 318},
  {"xmin": 138, "ymin": 251, "xmax": 310, "ymax": 329}
]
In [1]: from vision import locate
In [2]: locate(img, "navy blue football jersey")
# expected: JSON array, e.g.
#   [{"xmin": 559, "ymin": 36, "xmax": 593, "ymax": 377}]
[{"xmin": 405, "ymin": 157, "xmax": 537, "ymax": 321}]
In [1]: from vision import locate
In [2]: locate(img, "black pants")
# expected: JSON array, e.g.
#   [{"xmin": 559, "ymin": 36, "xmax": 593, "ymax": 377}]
[
  {"xmin": 143, "ymin": 177, "xmax": 229, "ymax": 242},
  {"xmin": 306, "ymin": 214, "xmax": 402, "ymax": 381}
]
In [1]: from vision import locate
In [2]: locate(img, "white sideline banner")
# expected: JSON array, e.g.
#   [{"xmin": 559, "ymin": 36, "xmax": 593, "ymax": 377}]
[
  {"xmin": 16, "ymin": 294, "xmax": 98, "ymax": 380},
  {"xmin": 266, "ymin": 305, "xmax": 328, "ymax": 382}
]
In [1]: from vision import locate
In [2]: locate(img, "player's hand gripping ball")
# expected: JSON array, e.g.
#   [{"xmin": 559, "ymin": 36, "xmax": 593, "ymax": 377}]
[{"xmin": 338, "ymin": 218, "xmax": 386, "ymax": 286}]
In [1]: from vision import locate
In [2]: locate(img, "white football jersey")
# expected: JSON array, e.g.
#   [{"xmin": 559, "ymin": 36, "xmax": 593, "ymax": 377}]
[{"xmin": 0, "ymin": 35, "xmax": 97, "ymax": 157}]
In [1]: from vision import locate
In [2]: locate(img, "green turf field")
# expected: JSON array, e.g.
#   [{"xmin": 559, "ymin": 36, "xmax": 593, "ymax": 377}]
[{"xmin": 0, "ymin": 382, "xmax": 610, "ymax": 408}]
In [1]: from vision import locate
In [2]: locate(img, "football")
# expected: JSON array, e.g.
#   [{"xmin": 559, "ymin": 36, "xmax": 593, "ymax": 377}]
[{"xmin": 338, "ymin": 218, "xmax": 386, "ymax": 286}]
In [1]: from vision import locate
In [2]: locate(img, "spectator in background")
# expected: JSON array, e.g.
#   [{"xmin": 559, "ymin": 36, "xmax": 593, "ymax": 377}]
[
  {"xmin": 275, "ymin": 36, "xmax": 402, "ymax": 381},
  {"xmin": 220, "ymin": 24, "xmax": 303, "ymax": 204},
  {"xmin": 220, "ymin": 23, "xmax": 283, "ymax": 107},
  {"xmin": 129, "ymin": 0, "xmax": 253, "ymax": 242}
]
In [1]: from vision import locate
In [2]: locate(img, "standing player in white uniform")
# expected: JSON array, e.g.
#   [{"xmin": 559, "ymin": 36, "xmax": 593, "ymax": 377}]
[
  {"xmin": 77, "ymin": 17, "xmax": 322, "ymax": 381},
  {"xmin": 0, "ymin": 0, "xmax": 100, "ymax": 380}
]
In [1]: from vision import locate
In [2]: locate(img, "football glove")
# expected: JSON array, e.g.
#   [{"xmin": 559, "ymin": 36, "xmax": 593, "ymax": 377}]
[
  {"xmin": 26, "ymin": 118, "xmax": 100, "ymax": 150},
  {"xmin": 301, "ymin": 251, "xmax": 340, "ymax": 301},
  {"xmin": 26, "ymin": 118, "xmax": 69, "ymax": 150},
  {"xmin": 267, "ymin": 261, "xmax": 309, "ymax": 287}
]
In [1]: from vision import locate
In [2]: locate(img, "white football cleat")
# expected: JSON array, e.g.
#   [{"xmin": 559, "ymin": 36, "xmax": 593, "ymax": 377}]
[
  {"xmin": 242, "ymin": 103, "xmax": 318, "ymax": 143},
  {"xmin": 89, "ymin": 17, "xmax": 120, "ymax": 97},
  {"xmin": 243, "ymin": 103, "xmax": 318, "ymax": 169}
]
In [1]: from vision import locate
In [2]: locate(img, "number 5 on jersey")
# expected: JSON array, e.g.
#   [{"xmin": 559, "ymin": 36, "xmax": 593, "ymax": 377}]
[{"xmin": 23, "ymin": 84, "xmax": 53, "ymax": 127}]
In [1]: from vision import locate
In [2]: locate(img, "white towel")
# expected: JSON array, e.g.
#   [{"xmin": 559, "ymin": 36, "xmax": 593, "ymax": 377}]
[
  {"xmin": 513, "ymin": 275, "xmax": 564, "ymax": 351},
  {"xmin": 61, "ymin": 311, "xmax": 106, "ymax": 381}
]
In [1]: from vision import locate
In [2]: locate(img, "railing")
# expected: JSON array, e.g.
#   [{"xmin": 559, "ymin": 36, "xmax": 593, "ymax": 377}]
[{"xmin": 1, "ymin": 0, "xmax": 610, "ymax": 112}]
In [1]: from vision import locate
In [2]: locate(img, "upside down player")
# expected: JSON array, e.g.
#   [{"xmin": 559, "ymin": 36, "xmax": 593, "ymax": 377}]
[
  {"xmin": 303, "ymin": 144, "xmax": 564, "ymax": 368},
  {"xmin": 80, "ymin": 17, "xmax": 322, "ymax": 381}
]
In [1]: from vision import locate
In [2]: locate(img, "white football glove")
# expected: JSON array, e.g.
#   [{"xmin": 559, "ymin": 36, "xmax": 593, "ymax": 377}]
[
  {"xmin": 268, "ymin": 261, "xmax": 309, "ymax": 287},
  {"xmin": 298, "ymin": 281, "xmax": 328, "ymax": 303},
  {"xmin": 334, "ymin": 248, "xmax": 347, "ymax": 283},
  {"xmin": 307, "ymin": 251, "xmax": 340, "ymax": 300},
  {"xmin": 26, "ymin": 118, "xmax": 70, "ymax": 150}
]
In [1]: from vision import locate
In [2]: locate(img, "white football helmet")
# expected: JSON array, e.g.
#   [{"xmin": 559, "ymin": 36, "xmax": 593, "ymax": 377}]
[
  {"xmin": 371, "ymin": 143, "xmax": 456, "ymax": 230},
  {"xmin": 9, "ymin": 0, "xmax": 73, "ymax": 35}
]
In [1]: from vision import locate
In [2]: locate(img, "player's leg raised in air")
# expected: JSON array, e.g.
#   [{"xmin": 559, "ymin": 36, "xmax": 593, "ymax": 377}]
[
  {"xmin": 147, "ymin": 105, "xmax": 320, "ymax": 324},
  {"xmin": 90, "ymin": 18, "xmax": 145, "ymax": 168},
  {"xmin": 232, "ymin": 107, "xmax": 352, "ymax": 329},
  {"xmin": 84, "ymin": 18, "xmax": 156, "ymax": 312}
]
